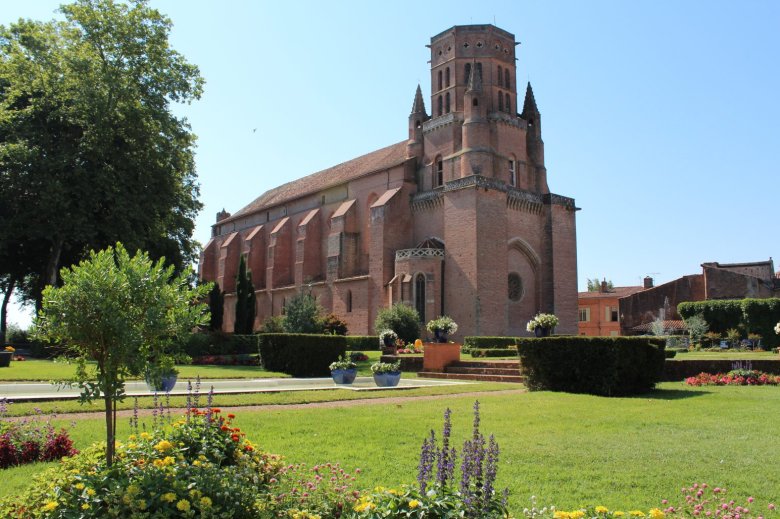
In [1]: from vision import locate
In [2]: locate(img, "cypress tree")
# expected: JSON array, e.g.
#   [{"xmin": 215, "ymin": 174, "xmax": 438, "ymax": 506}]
[
  {"xmin": 234, "ymin": 255, "xmax": 255, "ymax": 334},
  {"xmin": 208, "ymin": 282, "xmax": 224, "ymax": 331}
]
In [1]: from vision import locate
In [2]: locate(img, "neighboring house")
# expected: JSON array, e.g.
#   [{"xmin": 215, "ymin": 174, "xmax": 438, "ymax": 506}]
[
  {"xmin": 577, "ymin": 279, "xmax": 649, "ymax": 336},
  {"xmin": 619, "ymin": 259, "xmax": 779, "ymax": 335},
  {"xmin": 199, "ymin": 24, "xmax": 579, "ymax": 340}
]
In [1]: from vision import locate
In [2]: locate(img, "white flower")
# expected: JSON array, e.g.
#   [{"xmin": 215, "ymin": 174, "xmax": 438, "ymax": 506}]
[{"xmin": 775, "ymin": 321, "xmax": 780, "ymax": 335}]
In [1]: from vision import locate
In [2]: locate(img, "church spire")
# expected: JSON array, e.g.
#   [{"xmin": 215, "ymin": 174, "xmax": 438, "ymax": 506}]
[
  {"xmin": 411, "ymin": 84, "xmax": 427, "ymax": 115},
  {"xmin": 521, "ymin": 81, "xmax": 539, "ymax": 118}
]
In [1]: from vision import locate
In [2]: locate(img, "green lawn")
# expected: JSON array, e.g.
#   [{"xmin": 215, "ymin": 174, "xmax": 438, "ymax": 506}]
[
  {"xmin": 672, "ymin": 350, "xmax": 779, "ymax": 360},
  {"xmin": 2, "ymin": 383, "xmax": 778, "ymax": 512}
]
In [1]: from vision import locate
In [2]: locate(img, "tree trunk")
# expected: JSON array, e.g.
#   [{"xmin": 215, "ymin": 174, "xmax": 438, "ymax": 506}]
[
  {"xmin": 0, "ymin": 277, "xmax": 17, "ymax": 345},
  {"xmin": 104, "ymin": 391, "xmax": 115, "ymax": 467},
  {"xmin": 38, "ymin": 237, "xmax": 64, "ymax": 313}
]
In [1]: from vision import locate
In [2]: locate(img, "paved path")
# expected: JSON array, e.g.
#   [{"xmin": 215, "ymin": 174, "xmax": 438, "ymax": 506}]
[{"xmin": 0, "ymin": 376, "xmax": 471, "ymax": 402}]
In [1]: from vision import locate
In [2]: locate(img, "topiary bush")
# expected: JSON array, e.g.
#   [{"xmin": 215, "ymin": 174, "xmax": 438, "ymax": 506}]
[
  {"xmin": 463, "ymin": 336, "xmax": 518, "ymax": 353},
  {"xmin": 345, "ymin": 335, "xmax": 381, "ymax": 351},
  {"xmin": 178, "ymin": 332, "xmax": 258, "ymax": 357},
  {"xmin": 257, "ymin": 333, "xmax": 346, "ymax": 377},
  {"xmin": 517, "ymin": 336, "xmax": 666, "ymax": 396},
  {"xmin": 374, "ymin": 303, "xmax": 420, "ymax": 344},
  {"xmin": 321, "ymin": 313, "xmax": 349, "ymax": 335}
]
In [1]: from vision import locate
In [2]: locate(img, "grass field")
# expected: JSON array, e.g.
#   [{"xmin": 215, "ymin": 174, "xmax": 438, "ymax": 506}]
[
  {"xmin": 1, "ymin": 382, "xmax": 778, "ymax": 512},
  {"xmin": 672, "ymin": 350, "xmax": 778, "ymax": 360}
]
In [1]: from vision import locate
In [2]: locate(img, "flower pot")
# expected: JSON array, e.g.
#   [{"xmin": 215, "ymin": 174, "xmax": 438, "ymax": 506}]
[
  {"xmin": 534, "ymin": 326, "xmax": 550, "ymax": 338},
  {"xmin": 373, "ymin": 371, "xmax": 401, "ymax": 387},
  {"xmin": 145, "ymin": 373, "xmax": 178, "ymax": 393},
  {"xmin": 422, "ymin": 342, "xmax": 461, "ymax": 371},
  {"xmin": 433, "ymin": 329, "xmax": 448, "ymax": 343},
  {"xmin": 331, "ymin": 368, "xmax": 357, "ymax": 385},
  {"xmin": 0, "ymin": 351, "xmax": 12, "ymax": 367}
]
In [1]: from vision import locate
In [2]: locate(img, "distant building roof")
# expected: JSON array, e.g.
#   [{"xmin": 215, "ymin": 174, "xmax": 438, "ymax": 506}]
[
  {"xmin": 222, "ymin": 141, "xmax": 409, "ymax": 224},
  {"xmin": 578, "ymin": 286, "xmax": 645, "ymax": 299},
  {"xmin": 630, "ymin": 320, "xmax": 687, "ymax": 334}
]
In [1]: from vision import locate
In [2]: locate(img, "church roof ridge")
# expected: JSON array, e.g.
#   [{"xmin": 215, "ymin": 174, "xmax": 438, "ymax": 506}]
[{"xmin": 224, "ymin": 141, "xmax": 409, "ymax": 224}]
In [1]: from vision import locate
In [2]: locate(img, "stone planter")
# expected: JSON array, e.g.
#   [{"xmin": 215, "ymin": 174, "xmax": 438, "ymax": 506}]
[
  {"xmin": 534, "ymin": 326, "xmax": 551, "ymax": 338},
  {"xmin": 373, "ymin": 372, "xmax": 401, "ymax": 387},
  {"xmin": 145, "ymin": 373, "xmax": 178, "ymax": 393},
  {"xmin": 0, "ymin": 351, "xmax": 12, "ymax": 367},
  {"xmin": 422, "ymin": 342, "xmax": 461, "ymax": 372},
  {"xmin": 331, "ymin": 368, "xmax": 358, "ymax": 385}
]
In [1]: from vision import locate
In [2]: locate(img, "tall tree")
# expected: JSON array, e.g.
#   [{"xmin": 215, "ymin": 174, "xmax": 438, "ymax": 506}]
[
  {"xmin": 208, "ymin": 281, "xmax": 224, "ymax": 332},
  {"xmin": 0, "ymin": 0, "xmax": 204, "ymax": 318},
  {"xmin": 234, "ymin": 255, "xmax": 255, "ymax": 334},
  {"xmin": 34, "ymin": 243, "xmax": 210, "ymax": 467}
]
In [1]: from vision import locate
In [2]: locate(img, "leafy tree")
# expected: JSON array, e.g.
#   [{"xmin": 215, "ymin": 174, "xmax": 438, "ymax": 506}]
[
  {"xmin": 683, "ymin": 314, "xmax": 709, "ymax": 345},
  {"xmin": 0, "ymin": 0, "xmax": 204, "ymax": 315},
  {"xmin": 207, "ymin": 282, "xmax": 224, "ymax": 332},
  {"xmin": 234, "ymin": 256, "xmax": 256, "ymax": 334},
  {"xmin": 283, "ymin": 289, "xmax": 324, "ymax": 334},
  {"xmin": 33, "ymin": 243, "xmax": 210, "ymax": 467},
  {"xmin": 586, "ymin": 278, "xmax": 614, "ymax": 292},
  {"xmin": 374, "ymin": 303, "xmax": 420, "ymax": 344},
  {"xmin": 321, "ymin": 313, "xmax": 349, "ymax": 336},
  {"xmin": 260, "ymin": 315, "xmax": 286, "ymax": 334}
]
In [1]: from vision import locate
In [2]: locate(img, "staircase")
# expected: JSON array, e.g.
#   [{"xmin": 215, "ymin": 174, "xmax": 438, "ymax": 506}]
[{"xmin": 417, "ymin": 360, "xmax": 524, "ymax": 383}]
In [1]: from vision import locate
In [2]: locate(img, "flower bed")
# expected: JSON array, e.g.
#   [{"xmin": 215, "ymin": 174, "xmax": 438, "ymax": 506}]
[
  {"xmin": 191, "ymin": 353, "xmax": 260, "ymax": 366},
  {"xmin": 0, "ymin": 400, "xmax": 78, "ymax": 469},
  {"xmin": 686, "ymin": 370, "xmax": 780, "ymax": 386}
]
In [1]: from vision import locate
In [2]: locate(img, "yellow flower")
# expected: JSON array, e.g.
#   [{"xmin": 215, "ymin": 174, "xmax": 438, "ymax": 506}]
[
  {"xmin": 354, "ymin": 499, "xmax": 376, "ymax": 512},
  {"xmin": 630, "ymin": 511, "xmax": 646, "ymax": 517},
  {"xmin": 140, "ymin": 432, "xmax": 152, "ymax": 440},
  {"xmin": 42, "ymin": 501, "xmax": 58, "ymax": 512},
  {"xmin": 649, "ymin": 509, "xmax": 665, "ymax": 519},
  {"xmin": 596, "ymin": 506, "xmax": 609, "ymax": 514},
  {"xmin": 613, "ymin": 512, "xmax": 625, "ymax": 518},
  {"xmin": 81, "ymin": 503, "xmax": 90, "ymax": 510},
  {"xmin": 86, "ymin": 488, "xmax": 96, "ymax": 496},
  {"xmin": 128, "ymin": 434, "xmax": 137, "ymax": 441},
  {"xmin": 154, "ymin": 440, "xmax": 173, "ymax": 452},
  {"xmin": 200, "ymin": 496, "xmax": 212, "ymax": 508},
  {"xmin": 554, "ymin": 511, "xmax": 570, "ymax": 519},
  {"xmin": 190, "ymin": 489, "xmax": 202, "ymax": 499},
  {"xmin": 162, "ymin": 492, "xmax": 177, "ymax": 503},
  {"xmin": 74, "ymin": 483, "xmax": 85, "ymax": 490},
  {"xmin": 136, "ymin": 500, "xmax": 148, "ymax": 510},
  {"xmin": 409, "ymin": 499, "xmax": 420, "ymax": 509},
  {"xmin": 571, "ymin": 511, "xmax": 586, "ymax": 519},
  {"xmin": 176, "ymin": 499, "xmax": 191, "ymax": 512}
]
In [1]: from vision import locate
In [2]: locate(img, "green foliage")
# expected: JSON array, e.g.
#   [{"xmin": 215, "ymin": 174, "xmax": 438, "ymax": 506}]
[
  {"xmin": 321, "ymin": 313, "xmax": 349, "ymax": 335},
  {"xmin": 178, "ymin": 332, "xmax": 259, "ymax": 357},
  {"xmin": 234, "ymin": 255, "xmax": 256, "ymax": 334},
  {"xmin": 463, "ymin": 336, "xmax": 519, "ymax": 352},
  {"xmin": 586, "ymin": 278, "xmax": 613, "ymax": 292},
  {"xmin": 0, "ymin": 0, "xmax": 205, "ymax": 309},
  {"xmin": 258, "ymin": 333, "xmax": 346, "ymax": 377},
  {"xmin": 33, "ymin": 243, "xmax": 209, "ymax": 465},
  {"xmin": 345, "ymin": 335, "xmax": 381, "ymax": 351},
  {"xmin": 517, "ymin": 336, "xmax": 666, "ymax": 396},
  {"xmin": 678, "ymin": 298, "xmax": 780, "ymax": 348},
  {"xmin": 283, "ymin": 290, "xmax": 324, "ymax": 334},
  {"xmin": 374, "ymin": 303, "xmax": 420, "ymax": 344},
  {"xmin": 469, "ymin": 347, "xmax": 518, "ymax": 358},
  {"xmin": 683, "ymin": 314, "xmax": 709, "ymax": 343},
  {"xmin": 260, "ymin": 315, "xmax": 286, "ymax": 333},
  {"xmin": 207, "ymin": 282, "xmax": 224, "ymax": 331}
]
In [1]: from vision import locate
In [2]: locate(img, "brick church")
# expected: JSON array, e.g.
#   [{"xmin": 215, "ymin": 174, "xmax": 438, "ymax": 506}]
[{"xmin": 199, "ymin": 24, "xmax": 579, "ymax": 340}]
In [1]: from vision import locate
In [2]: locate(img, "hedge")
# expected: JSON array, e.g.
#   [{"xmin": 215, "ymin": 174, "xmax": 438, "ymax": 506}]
[
  {"xmin": 678, "ymin": 298, "xmax": 780, "ymax": 349},
  {"xmin": 257, "ymin": 333, "xmax": 346, "ymax": 377},
  {"xmin": 177, "ymin": 332, "xmax": 259, "ymax": 357},
  {"xmin": 469, "ymin": 348, "xmax": 517, "ymax": 358},
  {"xmin": 462, "ymin": 336, "xmax": 518, "ymax": 353},
  {"xmin": 345, "ymin": 335, "xmax": 381, "ymax": 351},
  {"xmin": 517, "ymin": 336, "xmax": 666, "ymax": 396}
]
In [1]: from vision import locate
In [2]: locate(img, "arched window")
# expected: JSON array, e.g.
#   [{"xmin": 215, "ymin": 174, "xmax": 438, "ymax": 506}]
[
  {"xmin": 438, "ymin": 70, "xmax": 442, "ymax": 91},
  {"xmin": 508, "ymin": 157, "xmax": 516, "ymax": 187},
  {"xmin": 437, "ymin": 95, "xmax": 443, "ymax": 116},
  {"xmin": 445, "ymin": 67, "xmax": 450, "ymax": 87},
  {"xmin": 498, "ymin": 92, "xmax": 503, "ymax": 112},
  {"xmin": 508, "ymin": 273, "xmax": 523, "ymax": 301},
  {"xmin": 505, "ymin": 68, "xmax": 510, "ymax": 89},
  {"xmin": 464, "ymin": 63, "xmax": 471, "ymax": 84},
  {"xmin": 497, "ymin": 66, "xmax": 503, "ymax": 86},
  {"xmin": 280, "ymin": 297, "xmax": 286, "ymax": 315},
  {"xmin": 505, "ymin": 93, "xmax": 511, "ymax": 114},
  {"xmin": 415, "ymin": 273, "xmax": 426, "ymax": 323},
  {"xmin": 434, "ymin": 156, "xmax": 443, "ymax": 187},
  {"xmin": 445, "ymin": 92, "xmax": 450, "ymax": 113},
  {"xmin": 346, "ymin": 290, "xmax": 352, "ymax": 313}
]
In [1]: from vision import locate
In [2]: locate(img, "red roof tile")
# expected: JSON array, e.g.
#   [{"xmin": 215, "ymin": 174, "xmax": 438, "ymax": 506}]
[
  {"xmin": 225, "ymin": 141, "xmax": 409, "ymax": 223},
  {"xmin": 578, "ymin": 286, "xmax": 645, "ymax": 299},
  {"xmin": 630, "ymin": 320, "xmax": 687, "ymax": 333}
]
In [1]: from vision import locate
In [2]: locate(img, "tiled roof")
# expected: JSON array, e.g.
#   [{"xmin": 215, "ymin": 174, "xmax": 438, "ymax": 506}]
[
  {"xmin": 578, "ymin": 286, "xmax": 645, "ymax": 299},
  {"xmin": 225, "ymin": 141, "xmax": 409, "ymax": 224},
  {"xmin": 630, "ymin": 320, "xmax": 687, "ymax": 333}
]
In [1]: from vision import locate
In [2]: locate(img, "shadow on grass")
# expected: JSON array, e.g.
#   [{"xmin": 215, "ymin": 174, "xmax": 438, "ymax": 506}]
[{"xmin": 630, "ymin": 387, "xmax": 710, "ymax": 400}]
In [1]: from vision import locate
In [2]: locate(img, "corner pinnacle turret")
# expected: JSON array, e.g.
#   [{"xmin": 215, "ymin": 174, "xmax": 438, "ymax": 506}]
[
  {"xmin": 521, "ymin": 82, "xmax": 539, "ymax": 118},
  {"xmin": 411, "ymin": 84, "xmax": 427, "ymax": 115}
]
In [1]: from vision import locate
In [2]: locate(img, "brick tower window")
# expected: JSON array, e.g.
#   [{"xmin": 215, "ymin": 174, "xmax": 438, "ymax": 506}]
[
  {"xmin": 498, "ymin": 66, "xmax": 503, "ymax": 86},
  {"xmin": 508, "ymin": 272, "xmax": 523, "ymax": 301},
  {"xmin": 434, "ymin": 157, "xmax": 443, "ymax": 187},
  {"xmin": 438, "ymin": 70, "xmax": 442, "ymax": 91},
  {"xmin": 509, "ymin": 159, "xmax": 516, "ymax": 187},
  {"xmin": 445, "ymin": 67, "xmax": 450, "ymax": 87},
  {"xmin": 445, "ymin": 92, "xmax": 450, "ymax": 113},
  {"xmin": 437, "ymin": 95, "xmax": 443, "ymax": 116},
  {"xmin": 464, "ymin": 63, "xmax": 471, "ymax": 84},
  {"xmin": 346, "ymin": 290, "xmax": 352, "ymax": 313},
  {"xmin": 498, "ymin": 92, "xmax": 503, "ymax": 112},
  {"xmin": 505, "ymin": 93, "xmax": 511, "ymax": 114},
  {"xmin": 505, "ymin": 68, "xmax": 510, "ymax": 89},
  {"xmin": 415, "ymin": 273, "xmax": 426, "ymax": 323}
]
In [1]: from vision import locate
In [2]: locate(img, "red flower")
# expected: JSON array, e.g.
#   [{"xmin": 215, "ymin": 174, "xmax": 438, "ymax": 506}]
[{"xmin": 231, "ymin": 434, "xmax": 240, "ymax": 442}]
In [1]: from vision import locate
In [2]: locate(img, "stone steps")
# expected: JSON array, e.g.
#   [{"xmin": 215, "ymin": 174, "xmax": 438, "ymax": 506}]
[
  {"xmin": 417, "ymin": 359, "xmax": 524, "ymax": 384},
  {"xmin": 417, "ymin": 371, "xmax": 524, "ymax": 383}
]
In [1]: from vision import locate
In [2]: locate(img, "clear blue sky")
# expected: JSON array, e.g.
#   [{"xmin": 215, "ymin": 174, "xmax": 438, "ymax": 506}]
[{"xmin": 4, "ymin": 0, "xmax": 779, "ymax": 327}]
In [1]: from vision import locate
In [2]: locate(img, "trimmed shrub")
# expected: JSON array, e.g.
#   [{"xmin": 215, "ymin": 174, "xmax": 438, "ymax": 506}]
[
  {"xmin": 345, "ymin": 335, "xmax": 381, "ymax": 351},
  {"xmin": 517, "ymin": 336, "xmax": 666, "ymax": 396},
  {"xmin": 469, "ymin": 348, "xmax": 517, "ymax": 358},
  {"xmin": 374, "ymin": 303, "xmax": 420, "ymax": 344},
  {"xmin": 321, "ymin": 313, "xmax": 348, "ymax": 335},
  {"xmin": 179, "ymin": 332, "xmax": 258, "ymax": 357},
  {"xmin": 678, "ymin": 298, "xmax": 780, "ymax": 349},
  {"xmin": 258, "ymin": 333, "xmax": 346, "ymax": 377},
  {"xmin": 283, "ymin": 291, "xmax": 324, "ymax": 334},
  {"xmin": 463, "ymin": 336, "xmax": 518, "ymax": 353}
]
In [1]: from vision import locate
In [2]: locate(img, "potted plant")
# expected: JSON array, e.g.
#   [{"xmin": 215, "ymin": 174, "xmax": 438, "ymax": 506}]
[
  {"xmin": 329, "ymin": 355, "xmax": 358, "ymax": 384},
  {"xmin": 145, "ymin": 356, "xmax": 179, "ymax": 393},
  {"xmin": 0, "ymin": 346, "xmax": 14, "ymax": 367},
  {"xmin": 526, "ymin": 313, "xmax": 559, "ymax": 337},
  {"xmin": 371, "ymin": 360, "xmax": 401, "ymax": 387},
  {"xmin": 426, "ymin": 316, "xmax": 458, "ymax": 343},
  {"xmin": 379, "ymin": 329, "xmax": 398, "ymax": 351}
]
